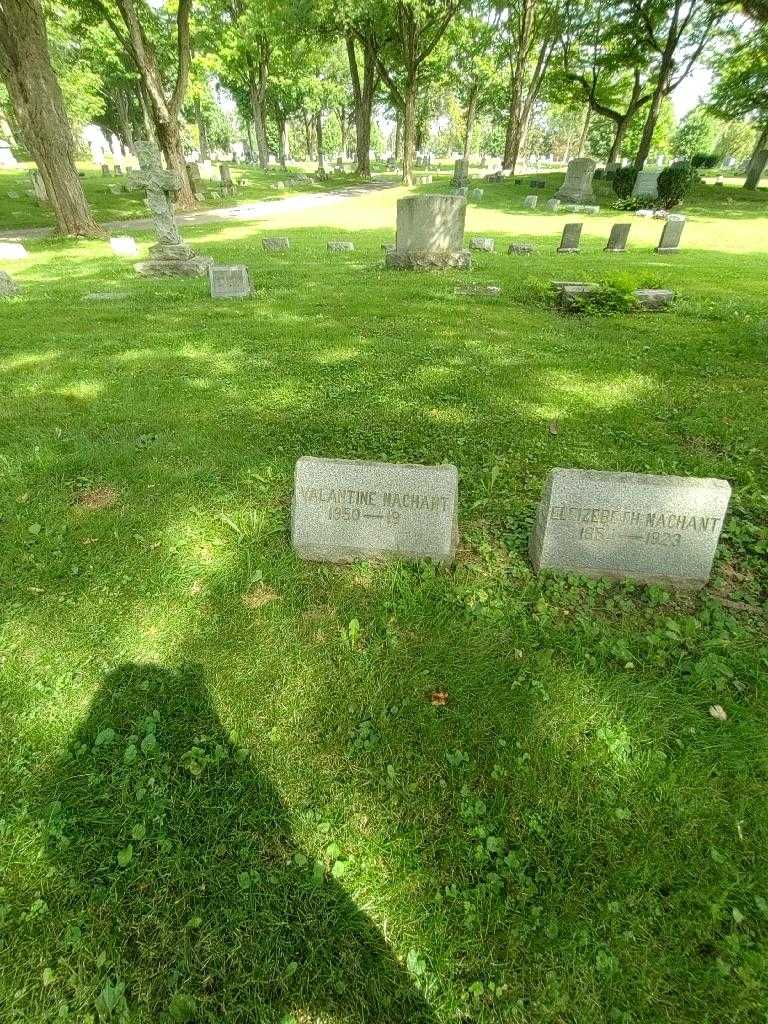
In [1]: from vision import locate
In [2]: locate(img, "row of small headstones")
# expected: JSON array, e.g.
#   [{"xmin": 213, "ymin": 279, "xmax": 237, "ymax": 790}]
[
  {"xmin": 468, "ymin": 218, "xmax": 685, "ymax": 255},
  {"xmin": 291, "ymin": 457, "xmax": 731, "ymax": 594}
]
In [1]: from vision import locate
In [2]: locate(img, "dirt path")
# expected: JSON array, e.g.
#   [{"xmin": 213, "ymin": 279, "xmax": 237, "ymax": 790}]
[{"xmin": 0, "ymin": 180, "xmax": 397, "ymax": 241}]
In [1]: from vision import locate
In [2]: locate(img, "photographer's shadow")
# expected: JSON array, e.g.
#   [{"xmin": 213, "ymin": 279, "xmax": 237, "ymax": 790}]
[{"xmin": 45, "ymin": 662, "xmax": 435, "ymax": 1022}]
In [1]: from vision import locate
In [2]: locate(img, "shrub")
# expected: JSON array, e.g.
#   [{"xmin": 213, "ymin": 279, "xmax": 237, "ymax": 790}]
[
  {"xmin": 691, "ymin": 153, "xmax": 718, "ymax": 169},
  {"xmin": 612, "ymin": 165, "xmax": 637, "ymax": 200},
  {"xmin": 657, "ymin": 161, "xmax": 696, "ymax": 208}
]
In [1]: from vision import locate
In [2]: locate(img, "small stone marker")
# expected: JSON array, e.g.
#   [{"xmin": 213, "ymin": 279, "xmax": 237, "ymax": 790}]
[
  {"xmin": 470, "ymin": 237, "xmax": 494, "ymax": 251},
  {"xmin": 29, "ymin": 170, "xmax": 48, "ymax": 203},
  {"xmin": 508, "ymin": 243, "xmax": 535, "ymax": 255},
  {"xmin": 529, "ymin": 468, "xmax": 731, "ymax": 589},
  {"xmin": 557, "ymin": 223, "xmax": 582, "ymax": 253},
  {"xmin": 564, "ymin": 204, "xmax": 599, "ymax": 214},
  {"xmin": 292, "ymin": 456, "xmax": 458, "ymax": 564},
  {"xmin": 108, "ymin": 184, "xmax": 122, "ymax": 196},
  {"xmin": 327, "ymin": 240, "xmax": 355, "ymax": 252},
  {"xmin": 0, "ymin": 270, "xmax": 20, "ymax": 297},
  {"xmin": 83, "ymin": 291, "xmax": 129, "ymax": 302},
  {"xmin": 451, "ymin": 186, "xmax": 468, "ymax": 198},
  {"xmin": 101, "ymin": 164, "xmax": 111, "ymax": 176},
  {"xmin": 469, "ymin": 188, "xmax": 483, "ymax": 201},
  {"xmin": 416, "ymin": 175, "xmax": 433, "ymax": 185},
  {"xmin": 634, "ymin": 288, "xmax": 674, "ymax": 311},
  {"xmin": 635, "ymin": 209, "xmax": 654, "ymax": 218},
  {"xmin": 0, "ymin": 241, "xmax": 28, "ymax": 260},
  {"xmin": 262, "ymin": 236, "xmax": 290, "ymax": 252},
  {"xmin": 555, "ymin": 158, "xmax": 596, "ymax": 203},
  {"xmin": 114, "ymin": 164, "xmax": 124, "ymax": 176},
  {"xmin": 656, "ymin": 218, "xmax": 685, "ymax": 253},
  {"xmin": 209, "ymin": 263, "xmax": 252, "ymax": 299},
  {"xmin": 523, "ymin": 195, "xmax": 538, "ymax": 209},
  {"xmin": 219, "ymin": 163, "xmax": 234, "ymax": 190},
  {"xmin": 455, "ymin": 283, "xmax": 501, "ymax": 297},
  {"xmin": 605, "ymin": 223, "xmax": 631, "ymax": 252},
  {"xmin": 110, "ymin": 236, "xmax": 139, "ymax": 257},
  {"xmin": 546, "ymin": 198, "xmax": 560, "ymax": 211}
]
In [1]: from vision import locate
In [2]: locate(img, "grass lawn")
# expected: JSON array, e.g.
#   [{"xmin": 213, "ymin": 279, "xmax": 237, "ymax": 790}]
[{"xmin": 1, "ymin": 172, "xmax": 767, "ymax": 1024}]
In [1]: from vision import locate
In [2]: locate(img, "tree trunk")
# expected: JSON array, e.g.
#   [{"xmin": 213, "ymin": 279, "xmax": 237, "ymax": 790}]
[
  {"xmin": 303, "ymin": 111, "xmax": 315, "ymax": 159},
  {"xmin": 394, "ymin": 114, "xmax": 401, "ymax": 159},
  {"xmin": 402, "ymin": 77, "xmax": 417, "ymax": 185},
  {"xmin": 576, "ymin": 106, "xmax": 591, "ymax": 158},
  {"xmin": 607, "ymin": 116, "xmax": 630, "ymax": 164},
  {"xmin": 315, "ymin": 112, "xmax": 324, "ymax": 172},
  {"xmin": 195, "ymin": 97, "xmax": 210, "ymax": 160},
  {"xmin": 115, "ymin": 89, "xmax": 135, "ymax": 153},
  {"xmin": 463, "ymin": 88, "xmax": 478, "ymax": 160},
  {"xmin": 744, "ymin": 125, "xmax": 768, "ymax": 189},
  {"xmin": 0, "ymin": 0, "xmax": 103, "ymax": 236},
  {"xmin": 247, "ymin": 60, "xmax": 269, "ymax": 169},
  {"xmin": 137, "ymin": 80, "xmax": 156, "ymax": 141},
  {"xmin": 277, "ymin": 114, "xmax": 287, "ymax": 168},
  {"xmin": 345, "ymin": 33, "xmax": 375, "ymax": 178},
  {"xmin": 633, "ymin": 77, "xmax": 667, "ymax": 170}
]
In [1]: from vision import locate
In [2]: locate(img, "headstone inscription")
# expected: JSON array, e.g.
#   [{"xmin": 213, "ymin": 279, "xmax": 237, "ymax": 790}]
[
  {"xmin": 529, "ymin": 468, "xmax": 731, "ymax": 589},
  {"xmin": 209, "ymin": 263, "xmax": 252, "ymax": 299},
  {"xmin": 127, "ymin": 140, "xmax": 213, "ymax": 277},
  {"xmin": 291, "ymin": 457, "xmax": 458, "ymax": 564},
  {"xmin": 0, "ymin": 241, "xmax": 28, "ymax": 260},
  {"xmin": 632, "ymin": 168, "xmax": 660, "ymax": 199},
  {"xmin": 555, "ymin": 158, "xmax": 596, "ymax": 203},
  {"xmin": 110, "ymin": 236, "xmax": 139, "ymax": 257},
  {"xmin": 656, "ymin": 218, "xmax": 685, "ymax": 253},
  {"xmin": 605, "ymin": 223, "xmax": 631, "ymax": 252},
  {"xmin": 385, "ymin": 195, "xmax": 469, "ymax": 270},
  {"xmin": 0, "ymin": 270, "xmax": 20, "ymax": 297},
  {"xmin": 262, "ymin": 236, "xmax": 290, "ymax": 252},
  {"xmin": 557, "ymin": 222, "xmax": 582, "ymax": 253}
]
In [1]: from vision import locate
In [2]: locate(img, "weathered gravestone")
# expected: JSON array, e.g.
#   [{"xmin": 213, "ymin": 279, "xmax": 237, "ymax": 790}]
[
  {"xmin": 209, "ymin": 263, "xmax": 252, "ymax": 299},
  {"xmin": 523, "ymin": 195, "xmax": 538, "ymax": 209},
  {"xmin": 469, "ymin": 188, "xmax": 483, "ymax": 201},
  {"xmin": 219, "ymin": 163, "xmax": 234, "ymax": 191},
  {"xmin": 29, "ymin": 170, "xmax": 48, "ymax": 203},
  {"xmin": 557, "ymin": 222, "xmax": 583, "ymax": 253},
  {"xmin": 656, "ymin": 217, "xmax": 685, "ymax": 253},
  {"xmin": 385, "ymin": 194, "xmax": 470, "ymax": 270},
  {"xmin": 508, "ymin": 243, "xmax": 535, "ymax": 255},
  {"xmin": 292, "ymin": 456, "xmax": 458, "ymax": 564},
  {"xmin": 262, "ymin": 236, "xmax": 290, "ymax": 252},
  {"xmin": 114, "ymin": 164, "xmax": 124, "ymax": 176},
  {"xmin": 83, "ymin": 291, "xmax": 130, "ymax": 302},
  {"xmin": 110, "ymin": 236, "xmax": 139, "ymax": 257},
  {"xmin": 471, "ymin": 237, "xmax": 494, "ymax": 251},
  {"xmin": 0, "ymin": 241, "xmax": 28, "ymax": 260},
  {"xmin": 0, "ymin": 270, "xmax": 20, "ymax": 297},
  {"xmin": 452, "ymin": 158, "xmax": 469, "ymax": 188},
  {"xmin": 529, "ymin": 468, "xmax": 731, "ymax": 589},
  {"xmin": 632, "ymin": 168, "xmax": 660, "ymax": 199},
  {"xmin": 186, "ymin": 162, "xmax": 201, "ymax": 186},
  {"xmin": 546, "ymin": 198, "xmax": 561, "ymax": 211},
  {"xmin": 101, "ymin": 164, "xmax": 111, "ymax": 176},
  {"xmin": 327, "ymin": 240, "xmax": 355, "ymax": 252},
  {"xmin": 605, "ymin": 223, "xmax": 631, "ymax": 252},
  {"xmin": 416, "ymin": 175, "xmax": 433, "ymax": 185},
  {"xmin": 555, "ymin": 158, "xmax": 596, "ymax": 203},
  {"xmin": 127, "ymin": 140, "xmax": 213, "ymax": 277}
]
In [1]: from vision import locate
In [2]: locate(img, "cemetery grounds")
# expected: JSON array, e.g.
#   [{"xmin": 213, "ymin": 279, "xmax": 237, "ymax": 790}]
[{"xmin": 1, "ymin": 166, "xmax": 767, "ymax": 1023}]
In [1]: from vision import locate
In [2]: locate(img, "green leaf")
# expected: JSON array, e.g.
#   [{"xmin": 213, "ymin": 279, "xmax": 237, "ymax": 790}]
[
  {"xmin": 237, "ymin": 871, "xmax": 251, "ymax": 890},
  {"xmin": 116, "ymin": 845, "xmax": 133, "ymax": 867},
  {"xmin": 123, "ymin": 744, "xmax": 138, "ymax": 764},
  {"xmin": 28, "ymin": 523, "xmax": 41, "ymax": 535},
  {"xmin": 732, "ymin": 907, "xmax": 745, "ymax": 925},
  {"xmin": 325, "ymin": 842, "xmax": 341, "ymax": 860},
  {"xmin": 140, "ymin": 733, "xmax": 158, "ymax": 756},
  {"xmin": 42, "ymin": 967, "xmax": 55, "ymax": 987},
  {"xmin": 331, "ymin": 858, "xmax": 349, "ymax": 879},
  {"xmin": 168, "ymin": 992, "xmax": 196, "ymax": 1022},
  {"xmin": 94, "ymin": 728, "xmax": 115, "ymax": 747},
  {"xmin": 406, "ymin": 948, "xmax": 426, "ymax": 976},
  {"xmin": 131, "ymin": 823, "xmax": 146, "ymax": 841}
]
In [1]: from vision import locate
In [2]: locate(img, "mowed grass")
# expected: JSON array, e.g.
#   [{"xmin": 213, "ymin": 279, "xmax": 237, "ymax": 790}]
[{"xmin": 1, "ymin": 175, "xmax": 767, "ymax": 1024}]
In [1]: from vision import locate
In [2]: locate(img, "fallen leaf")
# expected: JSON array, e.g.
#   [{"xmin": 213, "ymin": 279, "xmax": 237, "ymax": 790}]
[
  {"xmin": 430, "ymin": 690, "xmax": 449, "ymax": 706},
  {"xmin": 709, "ymin": 704, "xmax": 727, "ymax": 721}
]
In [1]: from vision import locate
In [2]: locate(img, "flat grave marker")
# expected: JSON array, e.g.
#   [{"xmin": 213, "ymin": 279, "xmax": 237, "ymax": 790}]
[
  {"xmin": 292, "ymin": 456, "xmax": 458, "ymax": 564},
  {"xmin": 209, "ymin": 263, "xmax": 252, "ymax": 299},
  {"xmin": 530, "ymin": 468, "xmax": 731, "ymax": 589}
]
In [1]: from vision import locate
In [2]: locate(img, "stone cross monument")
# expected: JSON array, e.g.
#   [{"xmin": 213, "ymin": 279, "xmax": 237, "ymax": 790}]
[{"xmin": 127, "ymin": 140, "xmax": 212, "ymax": 277}]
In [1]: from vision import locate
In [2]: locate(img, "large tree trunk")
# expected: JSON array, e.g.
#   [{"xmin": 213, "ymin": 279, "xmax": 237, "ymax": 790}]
[
  {"xmin": 346, "ymin": 33, "xmax": 374, "ymax": 178},
  {"xmin": 394, "ymin": 114, "xmax": 401, "ymax": 159},
  {"xmin": 276, "ymin": 114, "xmax": 287, "ymax": 168},
  {"xmin": 115, "ymin": 89, "xmax": 135, "ymax": 153},
  {"xmin": 0, "ymin": 0, "xmax": 103, "ymax": 236},
  {"xmin": 247, "ymin": 58, "xmax": 269, "ymax": 170},
  {"xmin": 194, "ymin": 97, "xmax": 210, "ymax": 160},
  {"xmin": 744, "ymin": 125, "xmax": 768, "ymax": 189},
  {"xmin": 113, "ymin": 0, "xmax": 196, "ymax": 208},
  {"xmin": 633, "ymin": 76, "xmax": 667, "ymax": 170},
  {"xmin": 402, "ymin": 77, "xmax": 417, "ymax": 185},
  {"xmin": 463, "ymin": 87, "xmax": 478, "ymax": 160},
  {"xmin": 607, "ymin": 116, "xmax": 631, "ymax": 164}
]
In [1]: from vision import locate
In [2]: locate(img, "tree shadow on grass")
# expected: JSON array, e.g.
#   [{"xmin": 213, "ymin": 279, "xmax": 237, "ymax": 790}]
[{"xmin": 42, "ymin": 661, "xmax": 436, "ymax": 1024}]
